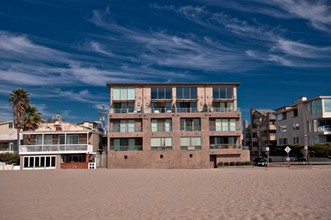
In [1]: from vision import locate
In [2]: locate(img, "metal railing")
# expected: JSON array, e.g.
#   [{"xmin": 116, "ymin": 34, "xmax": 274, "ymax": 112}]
[
  {"xmin": 110, "ymin": 127, "xmax": 142, "ymax": 132},
  {"xmin": 20, "ymin": 144, "xmax": 92, "ymax": 153},
  {"xmin": 210, "ymin": 144, "xmax": 241, "ymax": 149},
  {"xmin": 318, "ymin": 125, "xmax": 331, "ymax": 132},
  {"xmin": 109, "ymin": 107, "xmax": 240, "ymax": 114},
  {"xmin": 151, "ymin": 146, "xmax": 172, "ymax": 150},
  {"xmin": 209, "ymin": 126, "xmax": 241, "ymax": 131},
  {"xmin": 110, "ymin": 145, "xmax": 143, "ymax": 151},
  {"xmin": 180, "ymin": 126, "xmax": 201, "ymax": 131}
]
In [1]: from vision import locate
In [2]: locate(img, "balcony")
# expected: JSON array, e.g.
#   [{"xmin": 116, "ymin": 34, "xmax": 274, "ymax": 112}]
[
  {"xmin": 110, "ymin": 145, "xmax": 143, "ymax": 151},
  {"xmin": 19, "ymin": 144, "xmax": 93, "ymax": 155},
  {"xmin": 110, "ymin": 127, "xmax": 143, "ymax": 132},
  {"xmin": 180, "ymin": 126, "xmax": 201, "ymax": 131},
  {"xmin": 210, "ymin": 144, "xmax": 241, "ymax": 150},
  {"xmin": 317, "ymin": 125, "xmax": 331, "ymax": 133},
  {"xmin": 209, "ymin": 126, "xmax": 241, "ymax": 132}
]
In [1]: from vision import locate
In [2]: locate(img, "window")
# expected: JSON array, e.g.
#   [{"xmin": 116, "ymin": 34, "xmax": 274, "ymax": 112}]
[
  {"xmin": 8, "ymin": 122, "xmax": 13, "ymax": 129},
  {"xmin": 213, "ymin": 86, "xmax": 234, "ymax": 99},
  {"xmin": 210, "ymin": 136, "xmax": 237, "ymax": 149},
  {"xmin": 212, "ymin": 102, "xmax": 234, "ymax": 112},
  {"xmin": 180, "ymin": 137, "xmax": 201, "ymax": 150},
  {"xmin": 293, "ymin": 109, "xmax": 298, "ymax": 117},
  {"xmin": 277, "ymin": 112, "xmax": 287, "ymax": 120},
  {"xmin": 23, "ymin": 156, "xmax": 56, "ymax": 169},
  {"xmin": 113, "ymin": 87, "xmax": 135, "ymax": 100},
  {"xmin": 324, "ymin": 99, "xmax": 331, "ymax": 112},
  {"xmin": 62, "ymin": 155, "xmax": 83, "ymax": 163},
  {"xmin": 180, "ymin": 118, "xmax": 201, "ymax": 131},
  {"xmin": 151, "ymin": 119, "xmax": 172, "ymax": 132},
  {"xmin": 310, "ymin": 99, "xmax": 322, "ymax": 114},
  {"xmin": 213, "ymin": 119, "xmax": 236, "ymax": 131},
  {"xmin": 44, "ymin": 135, "xmax": 52, "ymax": 145},
  {"xmin": 113, "ymin": 120, "xmax": 136, "ymax": 132},
  {"xmin": 293, "ymin": 123, "xmax": 299, "ymax": 130},
  {"xmin": 151, "ymin": 137, "xmax": 172, "ymax": 150},
  {"xmin": 177, "ymin": 102, "xmax": 197, "ymax": 112},
  {"xmin": 278, "ymin": 138, "xmax": 288, "ymax": 146},
  {"xmin": 152, "ymin": 102, "xmax": 172, "ymax": 113},
  {"xmin": 151, "ymin": 87, "xmax": 172, "ymax": 99},
  {"xmin": 176, "ymin": 87, "xmax": 197, "ymax": 99},
  {"xmin": 59, "ymin": 135, "xmax": 79, "ymax": 145},
  {"xmin": 279, "ymin": 125, "xmax": 287, "ymax": 132},
  {"xmin": 113, "ymin": 102, "xmax": 135, "ymax": 113},
  {"xmin": 112, "ymin": 138, "xmax": 142, "ymax": 151}
]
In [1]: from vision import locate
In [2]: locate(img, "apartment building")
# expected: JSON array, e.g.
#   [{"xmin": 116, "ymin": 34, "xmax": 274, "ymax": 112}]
[
  {"xmin": 275, "ymin": 96, "xmax": 331, "ymax": 147},
  {"xmin": 107, "ymin": 82, "xmax": 250, "ymax": 168},
  {"xmin": 243, "ymin": 109, "xmax": 276, "ymax": 156},
  {"xmin": 19, "ymin": 116, "xmax": 102, "ymax": 170},
  {"xmin": 0, "ymin": 120, "xmax": 17, "ymax": 153}
]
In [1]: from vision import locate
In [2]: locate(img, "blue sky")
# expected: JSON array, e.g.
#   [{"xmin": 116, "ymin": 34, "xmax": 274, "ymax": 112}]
[{"xmin": 1, "ymin": 0, "xmax": 331, "ymax": 123}]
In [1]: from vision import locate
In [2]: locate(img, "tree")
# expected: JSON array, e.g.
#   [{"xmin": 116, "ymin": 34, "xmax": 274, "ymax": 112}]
[
  {"xmin": 8, "ymin": 89, "xmax": 30, "ymax": 148},
  {"xmin": 23, "ymin": 106, "xmax": 42, "ymax": 144}
]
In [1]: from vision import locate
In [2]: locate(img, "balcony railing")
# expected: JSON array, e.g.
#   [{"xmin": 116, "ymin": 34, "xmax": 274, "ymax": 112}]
[
  {"xmin": 151, "ymin": 146, "xmax": 172, "ymax": 150},
  {"xmin": 110, "ymin": 145, "xmax": 143, "ymax": 151},
  {"xmin": 180, "ymin": 126, "xmax": 201, "ymax": 131},
  {"xmin": 19, "ymin": 144, "xmax": 93, "ymax": 154},
  {"xmin": 209, "ymin": 126, "xmax": 241, "ymax": 132},
  {"xmin": 318, "ymin": 125, "xmax": 331, "ymax": 132},
  {"xmin": 210, "ymin": 144, "xmax": 241, "ymax": 149},
  {"xmin": 110, "ymin": 127, "xmax": 142, "ymax": 132},
  {"xmin": 109, "ymin": 107, "xmax": 240, "ymax": 114}
]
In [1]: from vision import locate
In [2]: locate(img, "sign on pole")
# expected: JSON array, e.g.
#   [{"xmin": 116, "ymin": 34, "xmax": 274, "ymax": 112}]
[
  {"xmin": 285, "ymin": 146, "xmax": 291, "ymax": 166},
  {"xmin": 284, "ymin": 146, "xmax": 291, "ymax": 153}
]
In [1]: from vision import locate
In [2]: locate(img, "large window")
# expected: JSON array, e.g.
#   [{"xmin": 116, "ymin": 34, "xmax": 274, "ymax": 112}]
[
  {"xmin": 212, "ymin": 102, "xmax": 234, "ymax": 112},
  {"xmin": 176, "ymin": 87, "xmax": 197, "ymax": 99},
  {"xmin": 112, "ymin": 138, "xmax": 142, "ymax": 151},
  {"xmin": 113, "ymin": 120, "xmax": 137, "ymax": 132},
  {"xmin": 113, "ymin": 87, "xmax": 135, "ymax": 100},
  {"xmin": 151, "ymin": 87, "xmax": 172, "ymax": 99},
  {"xmin": 151, "ymin": 137, "xmax": 172, "ymax": 150},
  {"xmin": 324, "ymin": 99, "xmax": 331, "ymax": 112},
  {"xmin": 210, "ymin": 136, "xmax": 237, "ymax": 149},
  {"xmin": 23, "ymin": 156, "xmax": 56, "ymax": 169},
  {"xmin": 177, "ymin": 102, "xmax": 197, "ymax": 112},
  {"xmin": 112, "ymin": 102, "xmax": 135, "ymax": 113},
  {"xmin": 213, "ymin": 119, "xmax": 236, "ymax": 131},
  {"xmin": 180, "ymin": 118, "xmax": 201, "ymax": 131},
  {"xmin": 180, "ymin": 137, "xmax": 201, "ymax": 150},
  {"xmin": 151, "ymin": 119, "xmax": 172, "ymax": 132},
  {"xmin": 59, "ymin": 135, "xmax": 79, "ymax": 145},
  {"xmin": 310, "ymin": 99, "xmax": 322, "ymax": 114},
  {"xmin": 213, "ymin": 87, "xmax": 234, "ymax": 99}
]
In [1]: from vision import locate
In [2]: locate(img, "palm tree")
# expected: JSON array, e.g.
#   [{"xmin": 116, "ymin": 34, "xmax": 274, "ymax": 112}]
[
  {"xmin": 8, "ymin": 89, "xmax": 30, "ymax": 149},
  {"xmin": 23, "ymin": 106, "xmax": 42, "ymax": 144}
]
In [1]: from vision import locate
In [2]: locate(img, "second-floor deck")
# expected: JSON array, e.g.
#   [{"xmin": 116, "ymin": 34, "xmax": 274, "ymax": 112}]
[{"xmin": 19, "ymin": 144, "xmax": 94, "ymax": 155}]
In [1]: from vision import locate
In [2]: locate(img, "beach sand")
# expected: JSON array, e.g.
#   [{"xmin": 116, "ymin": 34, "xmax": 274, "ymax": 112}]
[{"xmin": 1, "ymin": 167, "xmax": 330, "ymax": 220}]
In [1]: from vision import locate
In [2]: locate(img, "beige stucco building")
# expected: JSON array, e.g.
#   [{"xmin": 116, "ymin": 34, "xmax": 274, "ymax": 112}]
[
  {"xmin": 19, "ymin": 116, "xmax": 102, "ymax": 170},
  {"xmin": 0, "ymin": 121, "xmax": 17, "ymax": 153},
  {"xmin": 107, "ymin": 82, "xmax": 250, "ymax": 168},
  {"xmin": 275, "ymin": 96, "xmax": 331, "ymax": 146}
]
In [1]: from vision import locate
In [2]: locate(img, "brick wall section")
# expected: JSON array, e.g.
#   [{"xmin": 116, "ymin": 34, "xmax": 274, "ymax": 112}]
[{"xmin": 60, "ymin": 162, "xmax": 88, "ymax": 169}]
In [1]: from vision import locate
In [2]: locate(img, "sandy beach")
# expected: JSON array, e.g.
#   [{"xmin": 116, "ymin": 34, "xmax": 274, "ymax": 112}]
[{"xmin": 1, "ymin": 167, "xmax": 330, "ymax": 220}]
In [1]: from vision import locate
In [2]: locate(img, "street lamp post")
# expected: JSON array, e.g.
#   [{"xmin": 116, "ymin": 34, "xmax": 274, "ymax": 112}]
[
  {"xmin": 304, "ymin": 135, "xmax": 308, "ymax": 164},
  {"xmin": 266, "ymin": 146, "xmax": 270, "ymax": 167}
]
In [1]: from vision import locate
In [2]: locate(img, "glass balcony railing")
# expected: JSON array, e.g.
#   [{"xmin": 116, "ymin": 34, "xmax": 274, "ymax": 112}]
[
  {"xmin": 110, "ymin": 127, "xmax": 142, "ymax": 132},
  {"xmin": 210, "ymin": 144, "xmax": 241, "ymax": 149},
  {"xmin": 109, "ymin": 107, "xmax": 240, "ymax": 114},
  {"xmin": 317, "ymin": 125, "xmax": 331, "ymax": 132},
  {"xmin": 110, "ymin": 145, "xmax": 143, "ymax": 151},
  {"xmin": 180, "ymin": 126, "xmax": 201, "ymax": 131},
  {"xmin": 19, "ymin": 144, "xmax": 93, "ymax": 154},
  {"xmin": 209, "ymin": 126, "xmax": 241, "ymax": 132}
]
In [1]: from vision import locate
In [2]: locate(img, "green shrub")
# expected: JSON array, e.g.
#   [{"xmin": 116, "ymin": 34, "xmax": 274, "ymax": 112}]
[
  {"xmin": 235, "ymin": 161, "xmax": 241, "ymax": 166},
  {"xmin": 245, "ymin": 161, "xmax": 251, "ymax": 166},
  {"xmin": 217, "ymin": 162, "xmax": 224, "ymax": 167},
  {"xmin": 0, "ymin": 153, "xmax": 20, "ymax": 165},
  {"xmin": 224, "ymin": 162, "xmax": 229, "ymax": 166},
  {"xmin": 229, "ymin": 161, "xmax": 236, "ymax": 166}
]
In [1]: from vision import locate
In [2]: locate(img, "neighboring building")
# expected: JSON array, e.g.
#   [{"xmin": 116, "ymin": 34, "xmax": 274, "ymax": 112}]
[
  {"xmin": 19, "ymin": 116, "xmax": 102, "ymax": 170},
  {"xmin": 243, "ymin": 109, "xmax": 276, "ymax": 156},
  {"xmin": 275, "ymin": 96, "xmax": 331, "ymax": 147},
  {"xmin": 0, "ymin": 121, "xmax": 18, "ymax": 153},
  {"xmin": 107, "ymin": 82, "xmax": 250, "ymax": 169}
]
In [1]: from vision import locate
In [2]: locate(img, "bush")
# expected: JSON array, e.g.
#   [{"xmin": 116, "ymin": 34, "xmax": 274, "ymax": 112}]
[
  {"xmin": 217, "ymin": 162, "xmax": 224, "ymax": 167},
  {"xmin": 229, "ymin": 161, "xmax": 236, "ymax": 166},
  {"xmin": 245, "ymin": 161, "xmax": 251, "ymax": 166},
  {"xmin": 224, "ymin": 162, "xmax": 229, "ymax": 166},
  {"xmin": 235, "ymin": 161, "xmax": 241, "ymax": 166},
  {"xmin": 0, "ymin": 153, "xmax": 20, "ymax": 165}
]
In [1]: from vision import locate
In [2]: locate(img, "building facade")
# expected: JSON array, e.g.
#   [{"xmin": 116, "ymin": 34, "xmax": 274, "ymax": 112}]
[
  {"xmin": 243, "ymin": 109, "xmax": 276, "ymax": 156},
  {"xmin": 275, "ymin": 96, "xmax": 331, "ymax": 147},
  {"xmin": 107, "ymin": 83, "xmax": 250, "ymax": 168},
  {"xmin": 0, "ymin": 121, "xmax": 17, "ymax": 153},
  {"xmin": 19, "ymin": 116, "xmax": 102, "ymax": 170}
]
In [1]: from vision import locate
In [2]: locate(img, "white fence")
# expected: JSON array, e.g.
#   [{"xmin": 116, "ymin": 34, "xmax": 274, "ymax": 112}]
[{"xmin": 0, "ymin": 162, "xmax": 20, "ymax": 171}]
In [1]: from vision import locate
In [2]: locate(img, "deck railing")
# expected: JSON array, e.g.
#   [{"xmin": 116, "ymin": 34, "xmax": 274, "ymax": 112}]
[{"xmin": 19, "ymin": 144, "xmax": 93, "ymax": 154}]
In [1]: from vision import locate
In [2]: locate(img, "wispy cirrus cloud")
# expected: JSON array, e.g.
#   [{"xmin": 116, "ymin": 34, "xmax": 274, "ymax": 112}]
[{"xmin": 152, "ymin": 3, "xmax": 331, "ymax": 67}]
